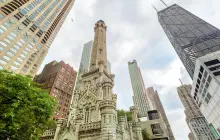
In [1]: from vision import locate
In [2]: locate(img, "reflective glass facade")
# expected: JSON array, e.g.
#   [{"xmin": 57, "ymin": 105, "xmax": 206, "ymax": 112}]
[
  {"xmin": 158, "ymin": 4, "xmax": 220, "ymax": 79},
  {"xmin": 0, "ymin": 0, "xmax": 75, "ymax": 76},
  {"xmin": 75, "ymin": 40, "xmax": 93, "ymax": 89}
]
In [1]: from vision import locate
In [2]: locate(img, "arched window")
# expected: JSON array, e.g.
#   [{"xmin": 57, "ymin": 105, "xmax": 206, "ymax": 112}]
[{"xmin": 85, "ymin": 108, "xmax": 89, "ymax": 123}]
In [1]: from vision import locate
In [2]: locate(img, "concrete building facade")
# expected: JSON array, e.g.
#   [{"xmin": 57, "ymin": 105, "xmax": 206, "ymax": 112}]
[
  {"xmin": 34, "ymin": 60, "xmax": 77, "ymax": 119},
  {"xmin": 40, "ymin": 20, "xmax": 143, "ymax": 140},
  {"xmin": 146, "ymin": 87, "xmax": 175, "ymax": 140},
  {"xmin": 191, "ymin": 51, "xmax": 220, "ymax": 138},
  {"xmin": 0, "ymin": 0, "xmax": 74, "ymax": 77},
  {"xmin": 128, "ymin": 60, "xmax": 149, "ymax": 117},
  {"xmin": 158, "ymin": 4, "xmax": 220, "ymax": 79},
  {"xmin": 177, "ymin": 84, "xmax": 215, "ymax": 140},
  {"xmin": 142, "ymin": 110, "xmax": 168, "ymax": 140}
]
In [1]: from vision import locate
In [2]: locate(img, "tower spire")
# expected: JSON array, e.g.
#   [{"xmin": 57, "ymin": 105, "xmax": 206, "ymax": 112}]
[
  {"xmin": 179, "ymin": 79, "xmax": 183, "ymax": 85},
  {"xmin": 160, "ymin": 0, "xmax": 168, "ymax": 7},
  {"xmin": 152, "ymin": 4, "xmax": 158, "ymax": 12},
  {"xmin": 90, "ymin": 20, "xmax": 108, "ymax": 70}
]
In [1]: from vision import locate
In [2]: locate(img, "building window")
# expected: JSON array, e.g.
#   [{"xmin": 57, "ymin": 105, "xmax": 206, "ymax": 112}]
[
  {"xmin": 7, "ymin": 35, "xmax": 14, "ymax": 40},
  {"xmin": 10, "ymin": 48, "xmax": 17, "ymax": 53},
  {"xmin": 17, "ymin": 58, "xmax": 23, "ymax": 62},
  {"xmin": 14, "ymin": 45, "xmax": 20, "ymax": 50},
  {"xmin": 85, "ymin": 108, "xmax": 90, "ymax": 123},
  {"xmin": 0, "ymin": 46, "xmax": 3, "ymax": 51},
  {"xmin": 6, "ymin": 52, "xmax": 14, "ymax": 57},
  {"xmin": 0, "ymin": 60, "xmax": 6, "ymax": 65},
  {"xmin": 0, "ymin": 29, "xmax": 4, "ymax": 34},
  {"xmin": 0, "ymin": 25, "xmax": 7, "ymax": 31},
  {"xmin": 148, "ymin": 110, "xmax": 160, "ymax": 120},
  {"xmin": 207, "ymin": 76, "xmax": 212, "ymax": 83},
  {"xmin": 200, "ymin": 66, "xmax": 204, "ymax": 73},
  {"xmin": 11, "ymin": 66, "xmax": 17, "ymax": 71},
  {"xmin": 17, "ymin": 42, "xmax": 22, "ymax": 46},
  {"xmin": 14, "ymin": 61, "xmax": 20, "ymax": 66},
  {"xmin": 3, "ymin": 56, "xmax": 10, "ymax": 61},
  {"xmin": 4, "ymin": 38, "xmax": 10, "ymax": 43},
  {"xmin": 0, "ymin": 41, "xmax": 7, "ymax": 47},
  {"xmin": 204, "ymin": 59, "xmax": 220, "ymax": 67},
  {"xmin": 213, "ymin": 71, "xmax": 220, "ymax": 76},
  {"xmin": 151, "ymin": 123, "xmax": 163, "ymax": 135}
]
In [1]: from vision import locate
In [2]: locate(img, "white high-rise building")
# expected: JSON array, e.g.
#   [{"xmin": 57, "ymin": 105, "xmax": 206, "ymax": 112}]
[
  {"xmin": 177, "ymin": 85, "xmax": 216, "ymax": 140},
  {"xmin": 128, "ymin": 60, "xmax": 149, "ymax": 117},
  {"xmin": 191, "ymin": 51, "xmax": 220, "ymax": 138}
]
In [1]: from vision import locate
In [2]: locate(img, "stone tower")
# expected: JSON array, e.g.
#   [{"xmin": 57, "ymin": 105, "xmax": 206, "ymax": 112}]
[
  {"xmin": 90, "ymin": 20, "xmax": 108, "ymax": 70},
  {"xmin": 40, "ymin": 20, "xmax": 143, "ymax": 140}
]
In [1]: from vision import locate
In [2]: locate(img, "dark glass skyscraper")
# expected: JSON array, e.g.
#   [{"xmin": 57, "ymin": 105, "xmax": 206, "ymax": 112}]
[{"xmin": 158, "ymin": 4, "xmax": 220, "ymax": 79}]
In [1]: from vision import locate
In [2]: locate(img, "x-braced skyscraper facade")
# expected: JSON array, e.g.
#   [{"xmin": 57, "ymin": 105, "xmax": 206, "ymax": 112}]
[
  {"xmin": 158, "ymin": 4, "xmax": 220, "ymax": 79},
  {"xmin": 0, "ymin": 0, "xmax": 74, "ymax": 77}
]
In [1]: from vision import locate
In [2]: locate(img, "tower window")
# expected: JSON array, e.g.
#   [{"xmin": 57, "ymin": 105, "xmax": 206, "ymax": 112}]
[{"xmin": 99, "ymin": 49, "xmax": 103, "ymax": 54}]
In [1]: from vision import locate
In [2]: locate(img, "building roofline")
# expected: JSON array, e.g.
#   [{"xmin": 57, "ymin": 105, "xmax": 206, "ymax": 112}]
[{"xmin": 158, "ymin": 4, "xmax": 177, "ymax": 13}]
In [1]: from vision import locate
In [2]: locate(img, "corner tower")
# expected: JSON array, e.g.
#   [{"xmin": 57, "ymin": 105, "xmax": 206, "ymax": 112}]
[{"xmin": 90, "ymin": 20, "xmax": 108, "ymax": 70}]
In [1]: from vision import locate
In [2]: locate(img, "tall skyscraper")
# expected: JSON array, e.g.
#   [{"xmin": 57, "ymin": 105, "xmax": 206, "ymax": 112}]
[
  {"xmin": 177, "ymin": 84, "xmax": 216, "ymax": 140},
  {"xmin": 128, "ymin": 60, "xmax": 149, "ymax": 117},
  {"xmin": 75, "ymin": 40, "xmax": 93, "ymax": 89},
  {"xmin": 146, "ymin": 87, "xmax": 175, "ymax": 140},
  {"xmin": 191, "ymin": 51, "xmax": 220, "ymax": 138},
  {"xmin": 158, "ymin": 4, "xmax": 220, "ymax": 79},
  {"xmin": 75, "ymin": 40, "xmax": 111, "ymax": 89},
  {"xmin": 34, "ymin": 60, "xmax": 77, "ymax": 119},
  {"xmin": 0, "ymin": 0, "xmax": 75, "ymax": 77}
]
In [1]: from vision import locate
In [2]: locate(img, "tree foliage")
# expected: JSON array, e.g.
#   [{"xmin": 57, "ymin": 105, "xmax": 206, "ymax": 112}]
[
  {"xmin": 142, "ymin": 129, "xmax": 150, "ymax": 140},
  {"xmin": 0, "ymin": 70, "xmax": 57, "ymax": 140},
  {"xmin": 117, "ymin": 109, "xmax": 132, "ymax": 121}
]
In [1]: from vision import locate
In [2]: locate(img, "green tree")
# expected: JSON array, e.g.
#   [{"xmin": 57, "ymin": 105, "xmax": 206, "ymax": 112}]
[
  {"xmin": 0, "ymin": 70, "xmax": 57, "ymax": 140},
  {"xmin": 142, "ymin": 129, "xmax": 150, "ymax": 140},
  {"xmin": 117, "ymin": 109, "xmax": 132, "ymax": 121}
]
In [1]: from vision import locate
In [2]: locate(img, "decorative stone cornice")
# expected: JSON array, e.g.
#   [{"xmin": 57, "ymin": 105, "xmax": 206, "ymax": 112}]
[
  {"xmin": 119, "ymin": 116, "xmax": 126, "ymax": 122},
  {"xmin": 99, "ymin": 100, "xmax": 116, "ymax": 109},
  {"xmin": 79, "ymin": 121, "xmax": 101, "ymax": 131},
  {"xmin": 81, "ymin": 68, "xmax": 99, "ymax": 78},
  {"xmin": 130, "ymin": 106, "xmax": 138, "ymax": 112},
  {"xmin": 41, "ymin": 129, "xmax": 56, "ymax": 137},
  {"xmin": 132, "ymin": 122, "xmax": 142, "ymax": 128}
]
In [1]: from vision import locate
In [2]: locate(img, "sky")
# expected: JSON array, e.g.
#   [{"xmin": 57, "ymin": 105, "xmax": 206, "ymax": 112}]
[{"xmin": 39, "ymin": 0, "xmax": 220, "ymax": 139}]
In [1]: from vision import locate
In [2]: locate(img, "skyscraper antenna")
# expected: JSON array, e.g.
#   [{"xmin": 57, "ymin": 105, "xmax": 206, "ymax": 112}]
[
  {"xmin": 179, "ymin": 79, "xmax": 183, "ymax": 85},
  {"xmin": 160, "ymin": 0, "xmax": 168, "ymax": 7},
  {"xmin": 152, "ymin": 5, "xmax": 158, "ymax": 12}
]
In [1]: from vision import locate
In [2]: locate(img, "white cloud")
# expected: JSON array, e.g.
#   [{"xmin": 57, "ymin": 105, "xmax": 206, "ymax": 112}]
[{"xmin": 39, "ymin": 0, "xmax": 220, "ymax": 139}]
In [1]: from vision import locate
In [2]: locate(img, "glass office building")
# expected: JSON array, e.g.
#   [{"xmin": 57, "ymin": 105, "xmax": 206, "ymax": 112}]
[
  {"xmin": 0, "ymin": 0, "xmax": 75, "ymax": 77},
  {"xmin": 158, "ymin": 4, "xmax": 220, "ymax": 79}
]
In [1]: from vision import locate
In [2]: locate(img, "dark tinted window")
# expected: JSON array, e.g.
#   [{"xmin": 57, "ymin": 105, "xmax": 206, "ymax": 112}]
[{"xmin": 204, "ymin": 59, "xmax": 220, "ymax": 67}]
